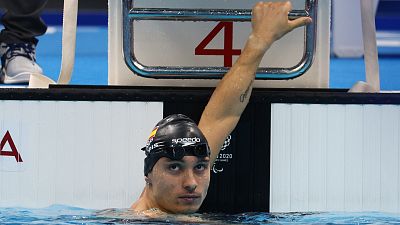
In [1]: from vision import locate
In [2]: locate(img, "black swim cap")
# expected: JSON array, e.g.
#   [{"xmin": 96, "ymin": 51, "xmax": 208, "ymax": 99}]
[{"xmin": 142, "ymin": 114, "xmax": 210, "ymax": 176}]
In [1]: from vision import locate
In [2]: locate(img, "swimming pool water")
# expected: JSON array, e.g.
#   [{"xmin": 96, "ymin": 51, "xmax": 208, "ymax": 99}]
[{"xmin": 1, "ymin": 205, "xmax": 400, "ymax": 224}]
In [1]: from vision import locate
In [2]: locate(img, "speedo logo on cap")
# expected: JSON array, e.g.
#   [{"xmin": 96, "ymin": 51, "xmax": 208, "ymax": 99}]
[{"xmin": 172, "ymin": 137, "xmax": 201, "ymax": 144}]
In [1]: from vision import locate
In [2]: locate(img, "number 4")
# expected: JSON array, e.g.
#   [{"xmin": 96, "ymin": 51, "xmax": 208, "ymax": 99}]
[{"xmin": 195, "ymin": 22, "xmax": 241, "ymax": 67}]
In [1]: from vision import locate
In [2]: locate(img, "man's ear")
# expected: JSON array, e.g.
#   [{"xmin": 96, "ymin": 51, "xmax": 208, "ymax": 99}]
[{"xmin": 145, "ymin": 176, "xmax": 152, "ymax": 185}]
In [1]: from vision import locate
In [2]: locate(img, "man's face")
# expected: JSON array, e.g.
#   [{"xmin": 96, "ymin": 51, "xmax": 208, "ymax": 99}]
[{"xmin": 147, "ymin": 156, "xmax": 211, "ymax": 214}]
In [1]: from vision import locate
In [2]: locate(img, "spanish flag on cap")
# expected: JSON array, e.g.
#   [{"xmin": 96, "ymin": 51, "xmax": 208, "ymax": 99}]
[{"xmin": 147, "ymin": 126, "xmax": 158, "ymax": 141}]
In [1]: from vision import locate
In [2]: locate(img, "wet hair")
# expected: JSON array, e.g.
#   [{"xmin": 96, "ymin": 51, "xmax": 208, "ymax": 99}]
[{"xmin": 141, "ymin": 114, "xmax": 210, "ymax": 176}]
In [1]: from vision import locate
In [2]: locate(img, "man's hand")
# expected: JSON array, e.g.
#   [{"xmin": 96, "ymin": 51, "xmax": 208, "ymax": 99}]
[{"xmin": 250, "ymin": 1, "xmax": 312, "ymax": 51}]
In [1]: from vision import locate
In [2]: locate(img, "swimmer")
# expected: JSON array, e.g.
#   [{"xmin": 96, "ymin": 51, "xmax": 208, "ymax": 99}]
[{"xmin": 131, "ymin": 1, "xmax": 312, "ymax": 214}]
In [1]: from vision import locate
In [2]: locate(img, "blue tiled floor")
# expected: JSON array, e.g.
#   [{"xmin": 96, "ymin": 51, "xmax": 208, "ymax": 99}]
[
  {"xmin": 330, "ymin": 57, "xmax": 400, "ymax": 90},
  {"xmin": 36, "ymin": 26, "xmax": 108, "ymax": 85}
]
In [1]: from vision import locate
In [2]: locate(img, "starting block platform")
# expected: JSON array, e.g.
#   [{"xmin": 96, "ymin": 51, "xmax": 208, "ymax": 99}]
[{"xmin": 108, "ymin": 0, "xmax": 331, "ymax": 88}]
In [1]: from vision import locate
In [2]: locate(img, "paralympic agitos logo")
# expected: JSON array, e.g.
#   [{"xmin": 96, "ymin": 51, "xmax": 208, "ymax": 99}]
[{"xmin": 212, "ymin": 135, "xmax": 233, "ymax": 174}]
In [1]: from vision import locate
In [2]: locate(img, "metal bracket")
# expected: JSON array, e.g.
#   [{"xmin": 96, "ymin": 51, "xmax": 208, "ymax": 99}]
[{"xmin": 123, "ymin": 0, "xmax": 318, "ymax": 80}]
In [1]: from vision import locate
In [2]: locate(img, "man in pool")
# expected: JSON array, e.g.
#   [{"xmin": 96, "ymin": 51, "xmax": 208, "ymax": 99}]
[{"xmin": 131, "ymin": 1, "xmax": 312, "ymax": 214}]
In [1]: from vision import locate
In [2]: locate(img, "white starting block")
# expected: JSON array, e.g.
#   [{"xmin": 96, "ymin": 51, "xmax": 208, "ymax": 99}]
[{"xmin": 108, "ymin": 0, "xmax": 331, "ymax": 88}]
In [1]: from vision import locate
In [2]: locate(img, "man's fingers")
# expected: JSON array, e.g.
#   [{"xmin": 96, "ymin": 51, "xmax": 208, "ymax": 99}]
[
  {"xmin": 283, "ymin": 1, "xmax": 293, "ymax": 12},
  {"xmin": 252, "ymin": 2, "xmax": 263, "ymax": 22},
  {"xmin": 289, "ymin": 17, "xmax": 312, "ymax": 30}
]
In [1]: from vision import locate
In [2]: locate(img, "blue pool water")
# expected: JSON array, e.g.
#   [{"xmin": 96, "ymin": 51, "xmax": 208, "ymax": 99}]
[{"xmin": 1, "ymin": 205, "xmax": 400, "ymax": 224}]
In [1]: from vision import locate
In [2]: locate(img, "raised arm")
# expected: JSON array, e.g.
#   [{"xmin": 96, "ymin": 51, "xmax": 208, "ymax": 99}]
[{"xmin": 198, "ymin": 1, "xmax": 312, "ymax": 163}]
